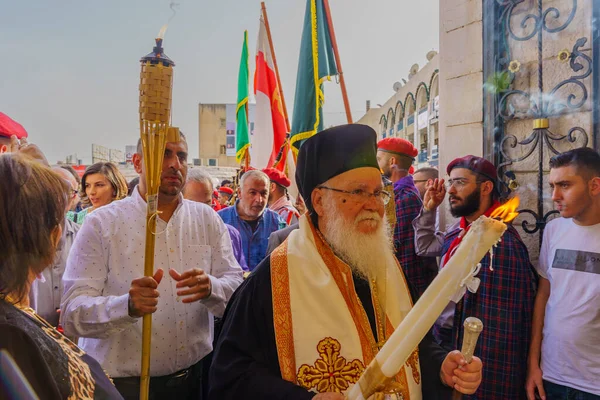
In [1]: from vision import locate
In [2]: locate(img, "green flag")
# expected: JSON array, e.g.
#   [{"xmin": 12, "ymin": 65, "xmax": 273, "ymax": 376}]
[
  {"xmin": 236, "ymin": 30, "xmax": 250, "ymax": 163},
  {"xmin": 290, "ymin": 0, "xmax": 338, "ymax": 150}
]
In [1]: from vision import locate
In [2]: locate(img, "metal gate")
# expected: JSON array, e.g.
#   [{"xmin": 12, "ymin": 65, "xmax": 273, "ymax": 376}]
[{"xmin": 483, "ymin": 0, "xmax": 600, "ymax": 259}]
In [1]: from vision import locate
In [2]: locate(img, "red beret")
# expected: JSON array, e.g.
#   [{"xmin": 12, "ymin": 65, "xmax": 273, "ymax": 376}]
[
  {"xmin": 409, "ymin": 165, "xmax": 415, "ymax": 175},
  {"xmin": 377, "ymin": 138, "xmax": 418, "ymax": 159},
  {"xmin": 0, "ymin": 112, "xmax": 28, "ymax": 139},
  {"xmin": 218, "ymin": 186, "xmax": 234, "ymax": 195},
  {"xmin": 262, "ymin": 167, "xmax": 291, "ymax": 188},
  {"xmin": 447, "ymin": 155, "xmax": 498, "ymax": 182}
]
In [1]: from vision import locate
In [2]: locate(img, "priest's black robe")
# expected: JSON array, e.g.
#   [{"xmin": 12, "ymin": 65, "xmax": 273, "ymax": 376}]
[{"xmin": 208, "ymin": 255, "xmax": 453, "ymax": 400}]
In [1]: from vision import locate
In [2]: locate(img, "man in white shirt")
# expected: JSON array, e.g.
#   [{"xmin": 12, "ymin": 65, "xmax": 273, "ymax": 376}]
[
  {"xmin": 526, "ymin": 147, "xmax": 600, "ymax": 400},
  {"xmin": 61, "ymin": 133, "xmax": 244, "ymax": 400}
]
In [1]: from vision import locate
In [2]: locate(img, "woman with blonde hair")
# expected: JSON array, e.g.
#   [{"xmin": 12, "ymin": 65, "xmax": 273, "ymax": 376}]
[
  {"xmin": 76, "ymin": 162, "xmax": 128, "ymax": 224},
  {"xmin": 0, "ymin": 153, "xmax": 122, "ymax": 399}
]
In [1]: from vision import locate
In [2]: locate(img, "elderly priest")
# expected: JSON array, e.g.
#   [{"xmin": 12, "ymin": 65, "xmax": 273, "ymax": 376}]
[{"xmin": 209, "ymin": 124, "xmax": 483, "ymax": 400}]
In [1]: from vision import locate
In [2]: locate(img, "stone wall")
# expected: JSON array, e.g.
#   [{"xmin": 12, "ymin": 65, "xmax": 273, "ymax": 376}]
[
  {"xmin": 437, "ymin": 0, "xmax": 484, "ymax": 230},
  {"xmin": 439, "ymin": 0, "xmax": 595, "ymax": 262}
]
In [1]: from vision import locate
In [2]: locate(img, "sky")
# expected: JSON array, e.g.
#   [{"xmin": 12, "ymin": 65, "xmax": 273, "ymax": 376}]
[{"xmin": 0, "ymin": 0, "xmax": 439, "ymax": 164}]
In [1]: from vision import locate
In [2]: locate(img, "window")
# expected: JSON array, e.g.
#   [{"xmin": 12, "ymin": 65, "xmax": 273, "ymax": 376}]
[{"xmin": 208, "ymin": 158, "xmax": 218, "ymax": 167}]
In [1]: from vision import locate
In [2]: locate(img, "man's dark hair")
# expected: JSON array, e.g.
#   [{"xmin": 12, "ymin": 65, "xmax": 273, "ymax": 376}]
[
  {"xmin": 549, "ymin": 147, "xmax": 600, "ymax": 179},
  {"xmin": 384, "ymin": 152, "xmax": 412, "ymax": 170},
  {"xmin": 474, "ymin": 172, "xmax": 500, "ymax": 201},
  {"xmin": 60, "ymin": 165, "xmax": 81, "ymax": 184},
  {"xmin": 221, "ymin": 179, "xmax": 232, "ymax": 187},
  {"xmin": 127, "ymin": 176, "xmax": 140, "ymax": 196},
  {"xmin": 414, "ymin": 167, "xmax": 438, "ymax": 178},
  {"xmin": 136, "ymin": 131, "xmax": 187, "ymax": 155}
]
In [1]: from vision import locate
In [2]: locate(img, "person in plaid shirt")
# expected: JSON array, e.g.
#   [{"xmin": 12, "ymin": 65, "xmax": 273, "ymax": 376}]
[
  {"xmin": 413, "ymin": 155, "xmax": 537, "ymax": 400},
  {"xmin": 376, "ymin": 138, "xmax": 438, "ymax": 298}
]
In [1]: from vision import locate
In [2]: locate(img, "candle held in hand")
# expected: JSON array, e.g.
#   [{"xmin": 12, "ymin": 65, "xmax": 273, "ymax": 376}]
[{"xmin": 346, "ymin": 216, "xmax": 505, "ymax": 400}]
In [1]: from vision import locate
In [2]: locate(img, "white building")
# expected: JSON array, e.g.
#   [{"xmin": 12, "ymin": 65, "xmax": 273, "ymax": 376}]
[{"xmin": 357, "ymin": 53, "xmax": 439, "ymax": 168}]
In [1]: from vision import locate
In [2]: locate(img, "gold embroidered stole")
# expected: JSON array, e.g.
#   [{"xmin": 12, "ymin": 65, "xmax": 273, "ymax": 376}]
[{"xmin": 271, "ymin": 216, "xmax": 422, "ymax": 398}]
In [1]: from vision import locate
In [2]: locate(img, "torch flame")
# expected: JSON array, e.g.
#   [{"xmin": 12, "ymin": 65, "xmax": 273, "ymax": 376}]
[
  {"xmin": 490, "ymin": 197, "xmax": 520, "ymax": 223},
  {"xmin": 157, "ymin": 24, "xmax": 168, "ymax": 40}
]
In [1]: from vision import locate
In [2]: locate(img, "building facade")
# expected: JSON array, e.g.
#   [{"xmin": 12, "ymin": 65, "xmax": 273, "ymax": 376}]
[
  {"xmin": 358, "ymin": 0, "xmax": 599, "ymax": 262},
  {"xmin": 357, "ymin": 55, "xmax": 440, "ymax": 169},
  {"xmin": 198, "ymin": 103, "xmax": 256, "ymax": 168},
  {"xmin": 437, "ymin": 0, "xmax": 598, "ymax": 261}
]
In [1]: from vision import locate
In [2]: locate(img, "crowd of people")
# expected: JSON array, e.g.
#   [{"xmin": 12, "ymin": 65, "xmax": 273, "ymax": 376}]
[{"xmin": 0, "ymin": 110, "xmax": 599, "ymax": 400}]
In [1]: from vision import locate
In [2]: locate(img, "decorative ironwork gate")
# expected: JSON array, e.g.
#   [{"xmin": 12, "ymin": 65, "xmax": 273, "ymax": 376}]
[{"xmin": 483, "ymin": 0, "xmax": 599, "ymax": 259}]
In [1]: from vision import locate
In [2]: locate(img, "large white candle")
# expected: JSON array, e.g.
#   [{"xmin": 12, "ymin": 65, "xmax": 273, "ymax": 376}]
[{"xmin": 346, "ymin": 215, "xmax": 507, "ymax": 400}]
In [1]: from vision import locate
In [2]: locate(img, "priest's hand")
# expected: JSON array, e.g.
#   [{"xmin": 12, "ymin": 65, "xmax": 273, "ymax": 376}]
[
  {"xmin": 440, "ymin": 350, "xmax": 482, "ymax": 394},
  {"xmin": 423, "ymin": 178, "xmax": 446, "ymax": 212},
  {"xmin": 128, "ymin": 269, "xmax": 164, "ymax": 318},
  {"xmin": 312, "ymin": 393, "xmax": 345, "ymax": 400},
  {"xmin": 170, "ymin": 268, "xmax": 212, "ymax": 303}
]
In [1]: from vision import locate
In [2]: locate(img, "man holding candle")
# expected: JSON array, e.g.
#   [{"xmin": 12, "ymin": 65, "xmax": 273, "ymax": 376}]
[
  {"xmin": 526, "ymin": 148, "xmax": 600, "ymax": 400},
  {"xmin": 413, "ymin": 155, "xmax": 537, "ymax": 399},
  {"xmin": 209, "ymin": 125, "xmax": 482, "ymax": 400}
]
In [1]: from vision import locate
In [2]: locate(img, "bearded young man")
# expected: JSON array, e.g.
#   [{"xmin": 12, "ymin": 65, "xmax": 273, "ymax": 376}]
[
  {"xmin": 209, "ymin": 125, "xmax": 483, "ymax": 400},
  {"xmin": 61, "ymin": 133, "xmax": 244, "ymax": 399},
  {"xmin": 413, "ymin": 155, "xmax": 537, "ymax": 400},
  {"xmin": 526, "ymin": 147, "xmax": 600, "ymax": 400}
]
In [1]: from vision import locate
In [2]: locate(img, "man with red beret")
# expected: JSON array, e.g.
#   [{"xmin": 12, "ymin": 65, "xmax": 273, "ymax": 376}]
[
  {"xmin": 376, "ymin": 137, "xmax": 438, "ymax": 298},
  {"xmin": 218, "ymin": 186, "xmax": 234, "ymax": 207},
  {"xmin": 263, "ymin": 167, "xmax": 300, "ymax": 225},
  {"xmin": 0, "ymin": 112, "xmax": 28, "ymax": 153},
  {"xmin": 0, "ymin": 112, "xmax": 48, "ymax": 165},
  {"xmin": 413, "ymin": 154, "xmax": 537, "ymax": 400}
]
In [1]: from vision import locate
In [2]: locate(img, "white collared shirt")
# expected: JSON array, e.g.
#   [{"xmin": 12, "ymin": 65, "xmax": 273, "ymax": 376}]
[
  {"xmin": 61, "ymin": 188, "xmax": 243, "ymax": 378},
  {"xmin": 30, "ymin": 218, "xmax": 80, "ymax": 327}
]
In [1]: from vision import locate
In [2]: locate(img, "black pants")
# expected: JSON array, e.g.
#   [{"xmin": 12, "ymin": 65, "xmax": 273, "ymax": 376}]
[{"xmin": 113, "ymin": 359, "xmax": 203, "ymax": 400}]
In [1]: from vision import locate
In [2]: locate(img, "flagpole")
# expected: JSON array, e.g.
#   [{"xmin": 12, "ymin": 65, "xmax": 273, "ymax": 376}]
[
  {"xmin": 322, "ymin": 0, "xmax": 352, "ymax": 124},
  {"xmin": 260, "ymin": 2, "xmax": 291, "ymax": 132}
]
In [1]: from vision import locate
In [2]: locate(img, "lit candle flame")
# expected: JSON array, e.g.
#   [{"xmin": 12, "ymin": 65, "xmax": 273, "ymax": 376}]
[{"xmin": 490, "ymin": 197, "xmax": 520, "ymax": 223}]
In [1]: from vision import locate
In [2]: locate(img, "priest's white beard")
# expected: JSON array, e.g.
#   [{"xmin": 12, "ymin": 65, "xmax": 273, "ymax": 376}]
[{"xmin": 321, "ymin": 197, "xmax": 395, "ymax": 281}]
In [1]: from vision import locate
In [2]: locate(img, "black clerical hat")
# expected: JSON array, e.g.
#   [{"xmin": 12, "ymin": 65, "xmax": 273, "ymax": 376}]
[{"xmin": 295, "ymin": 124, "xmax": 379, "ymax": 216}]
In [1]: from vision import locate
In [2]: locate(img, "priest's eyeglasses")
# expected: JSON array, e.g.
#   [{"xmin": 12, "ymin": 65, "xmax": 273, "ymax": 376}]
[{"xmin": 317, "ymin": 186, "xmax": 391, "ymax": 205}]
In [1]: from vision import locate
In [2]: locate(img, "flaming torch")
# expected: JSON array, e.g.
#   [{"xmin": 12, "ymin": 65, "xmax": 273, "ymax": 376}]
[
  {"xmin": 490, "ymin": 196, "xmax": 520, "ymax": 223},
  {"xmin": 138, "ymin": 28, "xmax": 180, "ymax": 400}
]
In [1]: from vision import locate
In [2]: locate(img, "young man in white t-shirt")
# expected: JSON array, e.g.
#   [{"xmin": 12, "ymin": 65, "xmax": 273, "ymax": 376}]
[{"xmin": 526, "ymin": 147, "xmax": 600, "ymax": 400}]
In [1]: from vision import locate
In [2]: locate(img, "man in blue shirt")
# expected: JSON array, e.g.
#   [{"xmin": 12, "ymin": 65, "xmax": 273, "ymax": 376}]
[{"xmin": 219, "ymin": 169, "xmax": 286, "ymax": 271}]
